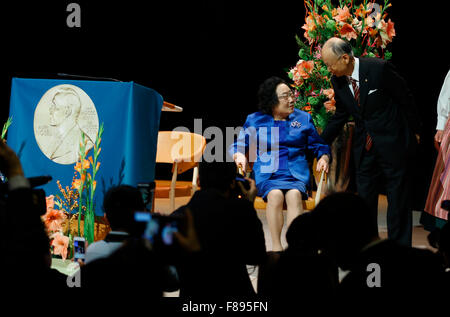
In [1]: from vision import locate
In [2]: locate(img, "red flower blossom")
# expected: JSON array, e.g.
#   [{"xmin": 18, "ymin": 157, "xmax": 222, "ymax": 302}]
[{"xmin": 339, "ymin": 23, "xmax": 358, "ymax": 41}]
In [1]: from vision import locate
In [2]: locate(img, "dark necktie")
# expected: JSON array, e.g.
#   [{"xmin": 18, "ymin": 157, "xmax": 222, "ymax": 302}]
[{"xmin": 349, "ymin": 77, "xmax": 373, "ymax": 151}]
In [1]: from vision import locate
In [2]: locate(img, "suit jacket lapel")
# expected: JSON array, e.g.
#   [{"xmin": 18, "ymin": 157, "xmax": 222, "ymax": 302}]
[
  {"xmin": 358, "ymin": 58, "xmax": 369, "ymax": 110},
  {"xmin": 334, "ymin": 75, "xmax": 359, "ymax": 113}
]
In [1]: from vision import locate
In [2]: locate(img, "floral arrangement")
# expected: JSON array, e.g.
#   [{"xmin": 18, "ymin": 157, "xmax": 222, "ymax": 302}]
[
  {"xmin": 42, "ymin": 195, "xmax": 70, "ymax": 260},
  {"xmin": 2, "ymin": 116, "xmax": 106, "ymax": 259},
  {"xmin": 288, "ymin": 0, "xmax": 395, "ymax": 130},
  {"xmin": 73, "ymin": 123, "xmax": 104, "ymax": 245},
  {"xmin": 42, "ymin": 123, "xmax": 104, "ymax": 259}
]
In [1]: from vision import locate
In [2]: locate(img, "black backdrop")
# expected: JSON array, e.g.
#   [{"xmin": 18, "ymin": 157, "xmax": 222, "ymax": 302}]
[{"xmin": 2, "ymin": 0, "xmax": 449, "ymax": 209}]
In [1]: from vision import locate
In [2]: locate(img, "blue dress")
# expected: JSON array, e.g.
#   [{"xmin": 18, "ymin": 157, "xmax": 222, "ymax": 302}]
[{"xmin": 257, "ymin": 120, "xmax": 308, "ymax": 201}]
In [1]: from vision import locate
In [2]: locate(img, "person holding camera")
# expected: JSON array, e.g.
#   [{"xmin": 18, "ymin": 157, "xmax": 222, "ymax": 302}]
[
  {"xmin": 231, "ymin": 76, "xmax": 330, "ymax": 251},
  {"xmin": 0, "ymin": 140, "xmax": 67, "ymax": 290},
  {"xmin": 172, "ymin": 159, "xmax": 266, "ymax": 297},
  {"xmin": 85, "ymin": 185, "xmax": 145, "ymax": 264}
]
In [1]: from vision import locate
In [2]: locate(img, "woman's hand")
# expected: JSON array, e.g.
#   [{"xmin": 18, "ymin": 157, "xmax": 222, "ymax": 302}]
[
  {"xmin": 435, "ymin": 130, "xmax": 444, "ymax": 143},
  {"xmin": 316, "ymin": 155, "xmax": 329, "ymax": 174},
  {"xmin": 233, "ymin": 152, "xmax": 248, "ymax": 174},
  {"xmin": 434, "ymin": 130, "xmax": 444, "ymax": 150}
]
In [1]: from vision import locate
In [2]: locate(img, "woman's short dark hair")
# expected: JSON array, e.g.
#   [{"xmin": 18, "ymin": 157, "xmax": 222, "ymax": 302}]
[{"xmin": 257, "ymin": 76, "xmax": 289, "ymax": 115}]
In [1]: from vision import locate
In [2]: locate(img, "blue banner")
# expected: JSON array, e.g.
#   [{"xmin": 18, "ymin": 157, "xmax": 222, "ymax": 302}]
[{"xmin": 8, "ymin": 78, "xmax": 162, "ymax": 215}]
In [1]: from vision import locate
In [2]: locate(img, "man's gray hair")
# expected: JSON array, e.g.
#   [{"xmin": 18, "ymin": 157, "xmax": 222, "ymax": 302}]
[{"xmin": 325, "ymin": 38, "xmax": 354, "ymax": 58}]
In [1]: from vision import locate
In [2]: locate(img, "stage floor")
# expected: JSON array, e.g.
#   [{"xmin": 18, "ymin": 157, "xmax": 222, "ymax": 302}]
[{"xmin": 155, "ymin": 194, "xmax": 436, "ymax": 297}]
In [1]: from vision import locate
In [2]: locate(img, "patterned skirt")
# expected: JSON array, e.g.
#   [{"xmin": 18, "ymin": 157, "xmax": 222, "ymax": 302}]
[{"xmin": 424, "ymin": 119, "xmax": 450, "ymax": 220}]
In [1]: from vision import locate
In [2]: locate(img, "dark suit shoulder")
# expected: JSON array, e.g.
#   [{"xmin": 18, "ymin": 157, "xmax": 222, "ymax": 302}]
[{"xmin": 359, "ymin": 56, "xmax": 386, "ymax": 67}]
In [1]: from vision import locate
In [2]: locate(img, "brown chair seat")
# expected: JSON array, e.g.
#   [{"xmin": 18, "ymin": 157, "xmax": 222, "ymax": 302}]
[{"xmin": 154, "ymin": 180, "xmax": 193, "ymax": 198}]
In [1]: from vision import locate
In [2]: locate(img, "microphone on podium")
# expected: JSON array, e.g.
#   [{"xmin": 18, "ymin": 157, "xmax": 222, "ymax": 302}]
[{"xmin": 57, "ymin": 73, "xmax": 122, "ymax": 82}]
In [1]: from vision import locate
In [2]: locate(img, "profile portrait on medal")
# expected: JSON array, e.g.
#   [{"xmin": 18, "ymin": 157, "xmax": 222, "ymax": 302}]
[{"xmin": 34, "ymin": 84, "xmax": 99, "ymax": 165}]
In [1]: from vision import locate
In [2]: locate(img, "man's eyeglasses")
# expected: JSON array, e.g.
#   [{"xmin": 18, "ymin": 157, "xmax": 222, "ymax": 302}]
[{"xmin": 278, "ymin": 91, "xmax": 295, "ymax": 100}]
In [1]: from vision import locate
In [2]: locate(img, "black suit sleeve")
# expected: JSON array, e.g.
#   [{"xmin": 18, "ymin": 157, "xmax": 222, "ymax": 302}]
[
  {"xmin": 382, "ymin": 61, "xmax": 422, "ymax": 134},
  {"xmin": 320, "ymin": 79, "xmax": 350, "ymax": 145}
]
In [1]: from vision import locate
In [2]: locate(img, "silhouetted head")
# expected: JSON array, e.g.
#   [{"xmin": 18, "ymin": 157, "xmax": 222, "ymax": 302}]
[
  {"xmin": 311, "ymin": 192, "xmax": 379, "ymax": 270},
  {"xmin": 103, "ymin": 185, "xmax": 145, "ymax": 232},
  {"xmin": 198, "ymin": 158, "xmax": 238, "ymax": 193},
  {"xmin": 286, "ymin": 211, "xmax": 321, "ymax": 254}
]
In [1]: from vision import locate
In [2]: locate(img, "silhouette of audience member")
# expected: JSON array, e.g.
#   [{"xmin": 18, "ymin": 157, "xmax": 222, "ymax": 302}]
[
  {"xmin": 172, "ymin": 158, "xmax": 266, "ymax": 297},
  {"xmin": 81, "ymin": 184, "xmax": 184, "ymax": 293},
  {"xmin": 0, "ymin": 140, "xmax": 67, "ymax": 290},
  {"xmin": 257, "ymin": 211, "xmax": 339, "ymax": 302},
  {"xmin": 311, "ymin": 192, "xmax": 445, "ymax": 293},
  {"xmin": 81, "ymin": 237, "xmax": 167, "ymax": 296},
  {"xmin": 85, "ymin": 185, "xmax": 145, "ymax": 264}
]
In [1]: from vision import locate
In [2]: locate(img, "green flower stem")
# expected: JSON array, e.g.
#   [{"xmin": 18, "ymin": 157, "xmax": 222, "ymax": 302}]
[
  {"xmin": 1, "ymin": 117, "xmax": 12, "ymax": 139},
  {"xmin": 77, "ymin": 131, "xmax": 87, "ymax": 237},
  {"xmin": 84, "ymin": 123, "xmax": 104, "ymax": 244}
]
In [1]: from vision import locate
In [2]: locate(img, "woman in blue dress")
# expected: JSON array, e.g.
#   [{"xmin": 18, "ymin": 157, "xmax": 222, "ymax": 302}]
[{"xmin": 231, "ymin": 77, "xmax": 331, "ymax": 251}]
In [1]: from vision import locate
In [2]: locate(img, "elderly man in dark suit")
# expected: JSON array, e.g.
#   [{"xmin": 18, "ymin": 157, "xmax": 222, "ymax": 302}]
[{"xmin": 320, "ymin": 37, "xmax": 421, "ymax": 246}]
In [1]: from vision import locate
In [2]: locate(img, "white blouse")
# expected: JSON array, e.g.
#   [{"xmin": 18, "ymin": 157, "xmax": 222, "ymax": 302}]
[{"xmin": 437, "ymin": 69, "xmax": 450, "ymax": 130}]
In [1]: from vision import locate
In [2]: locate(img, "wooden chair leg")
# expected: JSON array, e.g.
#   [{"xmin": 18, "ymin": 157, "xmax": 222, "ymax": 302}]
[
  {"xmin": 191, "ymin": 165, "xmax": 199, "ymax": 195},
  {"xmin": 169, "ymin": 161, "xmax": 178, "ymax": 211}
]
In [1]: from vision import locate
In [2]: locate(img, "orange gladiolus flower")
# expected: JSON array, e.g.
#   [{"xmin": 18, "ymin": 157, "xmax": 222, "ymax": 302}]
[
  {"xmin": 75, "ymin": 159, "xmax": 90, "ymax": 173},
  {"xmin": 72, "ymin": 174, "xmax": 86, "ymax": 190},
  {"xmin": 51, "ymin": 232, "xmax": 69, "ymax": 260},
  {"xmin": 355, "ymin": 4, "xmax": 372, "ymax": 18},
  {"xmin": 334, "ymin": 6, "xmax": 351, "ymax": 23},
  {"xmin": 72, "ymin": 179, "xmax": 81, "ymax": 190},
  {"xmin": 340, "ymin": 23, "xmax": 358, "ymax": 41}
]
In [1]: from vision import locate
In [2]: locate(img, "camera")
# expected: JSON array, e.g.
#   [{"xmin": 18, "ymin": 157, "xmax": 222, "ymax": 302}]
[
  {"xmin": 0, "ymin": 174, "xmax": 49, "ymax": 216},
  {"xmin": 134, "ymin": 211, "xmax": 181, "ymax": 247},
  {"xmin": 235, "ymin": 174, "xmax": 250, "ymax": 191},
  {"xmin": 232, "ymin": 173, "xmax": 251, "ymax": 199}
]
